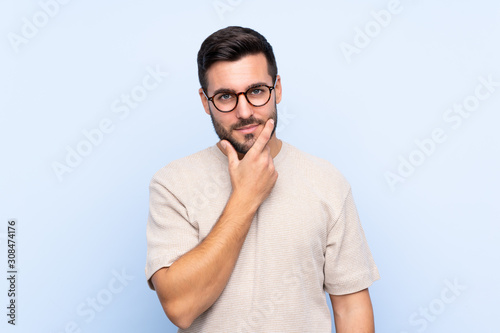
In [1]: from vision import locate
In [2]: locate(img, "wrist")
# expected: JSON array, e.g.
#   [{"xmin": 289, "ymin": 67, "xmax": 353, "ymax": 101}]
[{"xmin": 227, "ymin": 190, "xmax": 260, "ymax": 217}]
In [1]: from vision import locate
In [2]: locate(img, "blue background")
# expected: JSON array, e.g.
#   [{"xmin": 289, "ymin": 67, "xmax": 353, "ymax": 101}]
[{"xmin": 1, "ymin": 0, "xmax": 499, "ymax": 332}]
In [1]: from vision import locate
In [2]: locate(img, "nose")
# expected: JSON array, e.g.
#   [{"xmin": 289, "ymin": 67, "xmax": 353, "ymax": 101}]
[{"xmin": 234, "ymin": 93, "xmax": 254, "ymax": 119}]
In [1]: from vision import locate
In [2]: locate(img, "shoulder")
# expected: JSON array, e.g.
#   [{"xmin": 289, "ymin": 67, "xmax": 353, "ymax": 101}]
[
  {"xmin": 284, "ymin": 142, "xmax": 350, "ymax": 185},
  {"xmin": 282, "ymin": 142, "xmax": 352, "ymax": 197},
  {"xmin": 150, "ymin": 145, "xmax": 219, "ymax": 187}
]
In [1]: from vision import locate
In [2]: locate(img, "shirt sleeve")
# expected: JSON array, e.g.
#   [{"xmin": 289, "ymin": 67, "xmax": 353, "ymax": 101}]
[
  {"xmin": 324, "ymin": 187, "xmax": 380, "ymax": 295},
  {"xmin": 145, "ymin": 170, "xmax": 199, "ymax": 290}
]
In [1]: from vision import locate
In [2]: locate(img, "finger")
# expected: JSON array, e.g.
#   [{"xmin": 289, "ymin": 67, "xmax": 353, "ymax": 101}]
[
  {"xmin": 220, "ymin": 140, "xmax": 238, "ymax": 166},
  {"xmin": 250, "ymin": 119, "xmax": 274, "ymax": 153}
]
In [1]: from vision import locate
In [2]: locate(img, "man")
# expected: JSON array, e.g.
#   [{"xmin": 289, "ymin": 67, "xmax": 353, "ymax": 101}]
[{"xmin": 145, "ymin": 26, "xmax": 380, "ymax": 332}]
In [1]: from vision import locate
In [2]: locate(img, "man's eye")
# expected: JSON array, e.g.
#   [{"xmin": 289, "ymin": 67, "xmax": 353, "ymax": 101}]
[
  {"xmin": 217, "ymin": 93, "xmax": 234, "ymax": 101},
  {"xmin": 249, "ymin": 88, "xmax": 263, "ymax": 95}
]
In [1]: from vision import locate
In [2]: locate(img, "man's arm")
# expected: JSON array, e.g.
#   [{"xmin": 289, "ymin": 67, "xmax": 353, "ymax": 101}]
[
  {"xmin": 151, "ymin": 119, "xmax": 278, "ymax": 329},
  {"xmin": 329, "ymin": 288, "xmax": 375, "ymax": 333}
]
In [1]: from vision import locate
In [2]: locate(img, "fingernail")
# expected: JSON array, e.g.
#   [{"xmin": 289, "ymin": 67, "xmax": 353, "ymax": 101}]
[
  {"xmin": 269, "ymin": 119, "xmax": 274, "ymax": 125},
  {"xmin": 221, "ymin": 141, "xmax": 226, "ymax": 149}
]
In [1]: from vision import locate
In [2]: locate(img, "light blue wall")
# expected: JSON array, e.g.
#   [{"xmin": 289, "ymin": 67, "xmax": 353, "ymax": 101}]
[{"xmin": 1, "ymin": 1, "xmax": 499, "ymax": 332}]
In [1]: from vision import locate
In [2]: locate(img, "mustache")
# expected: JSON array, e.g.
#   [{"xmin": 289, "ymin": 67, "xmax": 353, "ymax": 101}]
[{"xmin": 231, "ymin": 117, "xmax": 264, "ymax": 130}]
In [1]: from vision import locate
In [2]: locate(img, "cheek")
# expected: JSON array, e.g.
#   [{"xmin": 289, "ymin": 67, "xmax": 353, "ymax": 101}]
[
  {"xmin": 257, "ymin": 108, "xmax": 275, "ymax": 122},
  {"xmin": 215, "ymin": 115, "xmax": 236, "ymax": 130}
]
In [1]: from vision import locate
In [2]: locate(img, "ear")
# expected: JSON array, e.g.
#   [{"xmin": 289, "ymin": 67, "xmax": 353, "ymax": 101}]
[
  {"xmin": 199, "ymin": 88, "xmax": 211, "ymax": 115},
  {"xmin": 274, "ymin": 75, "xmax": 282, "ymax": 104}
]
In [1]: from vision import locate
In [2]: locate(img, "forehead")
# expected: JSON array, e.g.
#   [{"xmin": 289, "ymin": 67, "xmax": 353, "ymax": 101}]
[{"xmin": 206, "ymin": 53, "xmax": 272, "ymax": 93}]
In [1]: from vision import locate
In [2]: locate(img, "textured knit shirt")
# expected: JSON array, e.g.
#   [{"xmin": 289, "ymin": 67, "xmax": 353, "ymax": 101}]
[{"xmin": 145, "ymin": 140, "xmax": 380, "ymax": 332}]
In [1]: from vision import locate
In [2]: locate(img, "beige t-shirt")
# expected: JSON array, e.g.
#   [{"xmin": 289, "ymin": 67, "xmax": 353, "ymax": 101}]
[{"xmin": 145, "ymin": 141, "xmax": 380, "ymax": 332}]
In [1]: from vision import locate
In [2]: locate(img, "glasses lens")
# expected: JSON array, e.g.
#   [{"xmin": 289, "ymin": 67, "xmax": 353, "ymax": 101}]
[
  {"xmin": 246, "ymin": 86, "xmax": 271, "ymax": 106},
  {"xmin": 213, "ymin": 92, "xmax": 237, "ymax": 112}
]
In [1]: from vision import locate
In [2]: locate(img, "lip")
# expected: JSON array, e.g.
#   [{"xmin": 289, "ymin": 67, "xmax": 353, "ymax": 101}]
[{"xmin": 235, "ymin": 124, "xmax": 259, "ymax": 134}]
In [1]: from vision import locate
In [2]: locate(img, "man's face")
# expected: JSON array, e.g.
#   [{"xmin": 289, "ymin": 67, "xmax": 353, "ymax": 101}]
[{"xmin": 199, "ymin": 53, "xmax": 282, "ymax": 155}]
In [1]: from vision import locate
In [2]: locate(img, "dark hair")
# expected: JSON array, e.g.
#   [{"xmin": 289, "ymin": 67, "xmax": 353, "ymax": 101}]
[{"xmin": 197, "ymin": 26, "xmax": 278, "ymax": 92}]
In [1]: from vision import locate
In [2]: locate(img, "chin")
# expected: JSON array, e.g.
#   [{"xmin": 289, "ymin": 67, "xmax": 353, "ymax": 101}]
[{"xmin": 228, "ymin": 136, "xmax": 256, "ymax": 155}]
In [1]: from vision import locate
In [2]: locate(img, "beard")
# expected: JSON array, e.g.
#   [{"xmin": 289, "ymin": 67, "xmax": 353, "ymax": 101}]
[{"xmin": 209, "ymin": 103, "xmax": 278, "ymax": 155}]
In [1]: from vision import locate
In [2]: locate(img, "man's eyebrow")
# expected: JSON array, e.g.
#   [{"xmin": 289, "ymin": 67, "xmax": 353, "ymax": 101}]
[
  {"xmin": 212, "ymin": 87, "xmax": 236, "ymax": 96},
  {"xmin": 212, "ymin": 82, "xmax": 270, "ymax": 96}
]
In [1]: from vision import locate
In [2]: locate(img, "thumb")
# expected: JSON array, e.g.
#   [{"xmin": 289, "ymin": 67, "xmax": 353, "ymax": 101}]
[{"xmin": 220, "ymin": 140, "xmax": 238, "ymax": 166}]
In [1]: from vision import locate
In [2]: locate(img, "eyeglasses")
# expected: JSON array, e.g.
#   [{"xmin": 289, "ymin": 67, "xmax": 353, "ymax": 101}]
[{"xmin": 203, "ymin": 79, "xmax": 277, "ymax": 113}]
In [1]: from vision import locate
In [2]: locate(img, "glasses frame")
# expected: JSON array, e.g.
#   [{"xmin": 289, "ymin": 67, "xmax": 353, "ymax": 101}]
[{"xmin": 203, "ymin": 78, "xmax": 277, "ymax": 113}]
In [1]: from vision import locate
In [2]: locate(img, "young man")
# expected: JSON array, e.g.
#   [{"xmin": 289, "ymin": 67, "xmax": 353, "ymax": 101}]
[{"xmin": 145, "ymin": 26, "xmax": 380, "ymax": 332}]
